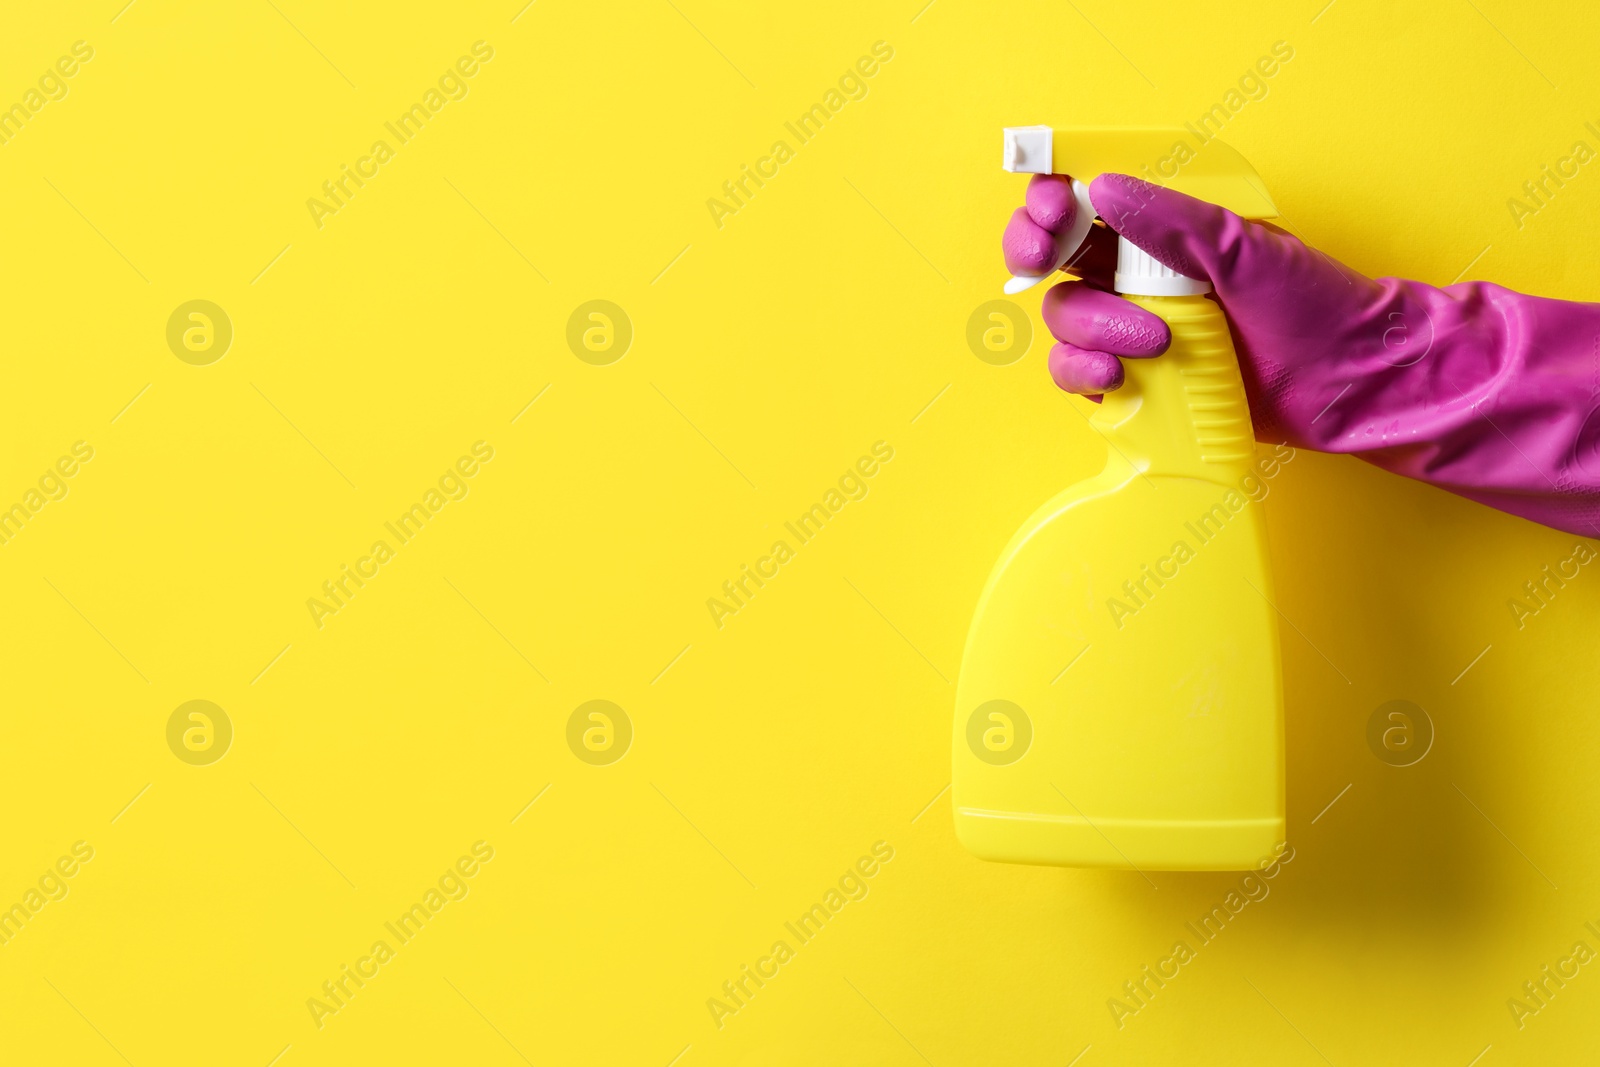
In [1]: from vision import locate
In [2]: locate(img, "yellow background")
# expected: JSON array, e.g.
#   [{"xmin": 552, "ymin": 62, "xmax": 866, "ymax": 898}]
[{"xmin": 2, "ymin": 0, "xmax": 1598, "ymax": 1063}]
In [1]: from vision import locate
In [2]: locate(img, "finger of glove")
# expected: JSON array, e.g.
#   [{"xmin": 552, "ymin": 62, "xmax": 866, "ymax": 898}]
[
  {"xmin": 1025, "ymin": 173, "xmax": 1076, "ymax": 230},
  {"xmin": 1002, "ymin": 206, "xmax": 1062, "ymax": 277},
  {"xmin": 1048, "ymin": 342, "xmax": 1124, "ymax": 395},
  {"xmin": 1041, "ymin": 280, "xmax": 1170, "ymax": 357}
]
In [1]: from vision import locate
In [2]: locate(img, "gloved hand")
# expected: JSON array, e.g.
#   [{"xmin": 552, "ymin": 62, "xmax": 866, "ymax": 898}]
[{"xmin": 1003, "ymin": 172, "xmax": 1600, "ymax": 538}]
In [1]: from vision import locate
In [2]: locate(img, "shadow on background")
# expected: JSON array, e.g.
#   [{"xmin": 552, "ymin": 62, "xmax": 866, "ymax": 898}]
[{"xmin": 1062, "ymin": 447, "xmax": 1586, "ymax": 949}]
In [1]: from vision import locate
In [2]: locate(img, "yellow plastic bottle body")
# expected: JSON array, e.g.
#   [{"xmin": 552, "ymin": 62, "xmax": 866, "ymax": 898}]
[{"xmin": 953, "ymin": 294, "xmax": 1284, "ymax": 870}]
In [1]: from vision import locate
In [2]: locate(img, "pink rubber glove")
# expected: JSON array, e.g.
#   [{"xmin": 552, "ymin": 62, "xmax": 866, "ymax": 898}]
[{"xmin": 1003, "ymin": 172, "xmax": 1600, "ymax": 538}]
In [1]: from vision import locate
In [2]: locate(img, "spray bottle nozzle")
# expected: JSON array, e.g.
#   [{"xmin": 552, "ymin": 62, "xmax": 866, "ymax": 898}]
[
  {"xmin": 1001, "ymin": 126, "xmax": 1279, "ymax": 297},
  {"xmin": 1001, "ymin": 125, "xmax": 1054, "ymax": 174}
]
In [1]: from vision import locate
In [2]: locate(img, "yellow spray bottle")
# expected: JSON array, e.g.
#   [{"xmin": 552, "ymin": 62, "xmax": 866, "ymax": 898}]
[{"xmin": 953, "ymin": 127, "xmax": 1285, "ymax": 870}]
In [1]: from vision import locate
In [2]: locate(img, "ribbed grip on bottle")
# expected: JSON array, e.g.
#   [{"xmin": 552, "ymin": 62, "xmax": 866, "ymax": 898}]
[
  {"xmin": 1164, "ymin": 299, "xmax": 1255, "ymax": 465},
  {"xmin": 1114, "ymin": 236, "xmax": 1211, "ymax": 297},
  {"xmin": 1093, "ymin": 294, "xmax": 1256, "ymax": 477}
]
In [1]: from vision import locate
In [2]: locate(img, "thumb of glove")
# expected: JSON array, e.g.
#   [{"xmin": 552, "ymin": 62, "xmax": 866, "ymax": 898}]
[{"xmin": 1087, "ymin": 172, "xmax": 1290, "ymax": 298}]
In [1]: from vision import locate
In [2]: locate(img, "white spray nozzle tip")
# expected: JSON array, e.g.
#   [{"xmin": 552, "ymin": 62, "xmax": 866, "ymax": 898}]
[{"xmin": 1002, "ymin": 125, "xmax": 1053, "ymax": 174}]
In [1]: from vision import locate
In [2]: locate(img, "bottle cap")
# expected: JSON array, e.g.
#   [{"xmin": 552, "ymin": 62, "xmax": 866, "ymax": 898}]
[{"xmin": 1113, "ymin": 236, "xmax": 1211, "ymax": 296}]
